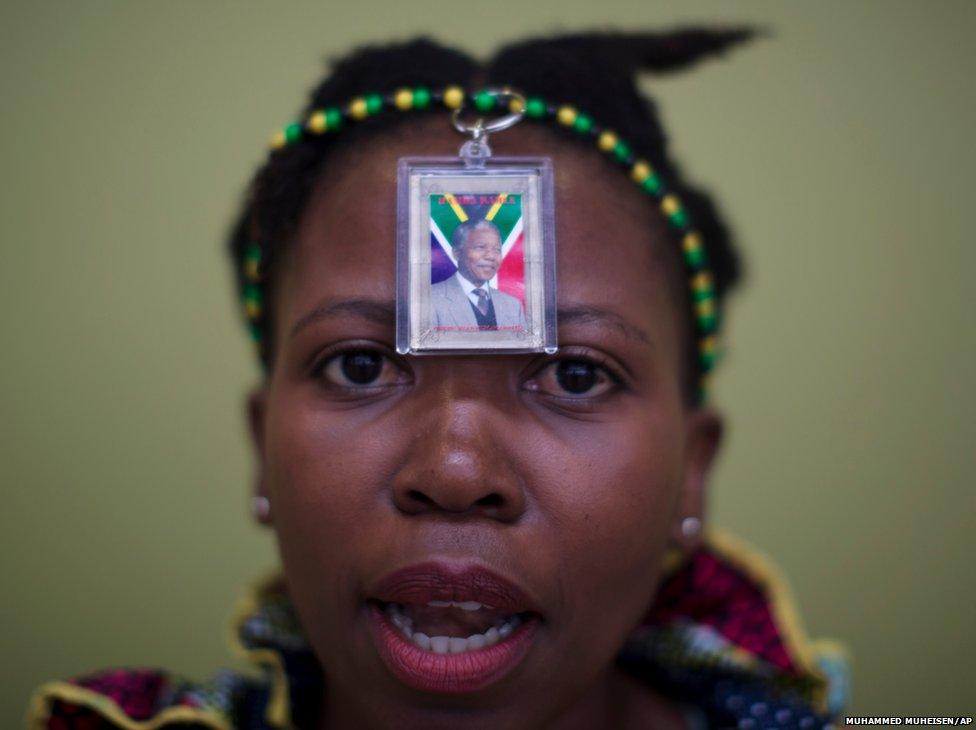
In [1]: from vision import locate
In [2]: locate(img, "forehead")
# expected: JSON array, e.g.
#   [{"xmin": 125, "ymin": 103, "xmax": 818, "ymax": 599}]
[
  {"xmin": 276, "ymin": 119, "xmax": 682, "ymax": 355},
  {"xmin": 467, "ymin": 227, "xmax": 500, "ymax": 243}
]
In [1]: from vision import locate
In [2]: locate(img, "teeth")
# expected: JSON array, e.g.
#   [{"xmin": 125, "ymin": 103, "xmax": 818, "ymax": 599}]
[
  {"xmin": 425, "ymin": 600, "xmax": 491, "ymax": 611},
  {"xmin": 384, "ymin": 604, "xmax": 413, "ymax": 634},
  {"xmin": 498, "ymin": 615, "xmax": 520, "ymax": 638},
  {"xmin": 384, "ymin": 603, "xmax": 525, "ymax": 654}
]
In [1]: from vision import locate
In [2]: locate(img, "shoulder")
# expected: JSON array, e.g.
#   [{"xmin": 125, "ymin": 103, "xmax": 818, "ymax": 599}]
[
  {"xmin": 27, "ymin": 666, "xmax": 257, "ymax": 729},
  {"xmin": 430, "ymin": 278, "xmax": 455, "ymax": 297}
]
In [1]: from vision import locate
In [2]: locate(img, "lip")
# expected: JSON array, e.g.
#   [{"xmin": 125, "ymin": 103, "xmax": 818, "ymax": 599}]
[
  {"xmin": 365, "ymin": 562, "xmax": 545, "ymax": 693},
  {"xmin": 368, "ymin": 562, "xmax": 543, "ymax": 615}
]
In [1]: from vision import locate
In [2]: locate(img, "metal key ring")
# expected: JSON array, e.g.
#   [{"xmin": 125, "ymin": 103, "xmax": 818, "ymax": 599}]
[{"xmin": 451, "ymin": 87, "xmax": 526, "ymax": 139}]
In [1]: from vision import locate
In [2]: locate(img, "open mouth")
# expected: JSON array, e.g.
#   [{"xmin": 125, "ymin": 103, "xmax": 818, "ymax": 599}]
[
  {"xmin": 370, "ymin": 598, "xmax": 536, "ymax": 654},
  {"xmin": 364, "ymin": 562, "xmax": 545, "ymax": 693}
]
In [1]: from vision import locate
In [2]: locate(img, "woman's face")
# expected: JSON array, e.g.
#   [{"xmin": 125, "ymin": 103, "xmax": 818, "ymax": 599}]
[{"xmin": 250, "ymin": 120, "xmax": 721, "ymax": 729}]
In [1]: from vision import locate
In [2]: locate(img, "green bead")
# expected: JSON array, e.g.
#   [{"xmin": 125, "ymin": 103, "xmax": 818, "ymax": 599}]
[
  {"xmin": 325, "ymin": 108, "xmax": 342, "ymax": 130},
  {"xmin": 525, "ymin": 97, "xmax": 546, "ymax": 118},
  {"xmin": 613, "ymin": 140, "xmax": 631, "ymax": 162},
  {"xmin": 284, "ymin": 122, "xmax": 303, "ymax": 144},
  {"xmin": 413, "ymin": 87, "xmax": 431, "ymax": 109},
  {"xmin": 698, "ymin": 312, "xmax": 718, "ymax": 332},
  {"xmin": 699, "ymin": 352, "xmax": 718, "ymax": 371},
  {"xmin": 642, "ymin": 174, "xmax": 662, "ymax": 195},
  {"xmin": 474, "ymin": 90, "xmax": 495, "ymax": 112},
  {"xmin": 249, "ymin": 323, "xmax": 263, "ymax": 342},
  {"xmin": 365, "ymin": 94, "xmax": 383, "ymax": 114},
  {"xmin": 684, "ymin": 247, "xmax": 706, "ymax": 268},
  {"xmin": 244, "ymin": 284, "xmax": 263, "ymax": 303},
  {"xmin": 669, "ymin": 209, "xmax": 689, "ymax": 228},
  {"xmin": 573, "ymin": 114, "xmax": 593, "ymax": 134},
  {"xmin": 245, "ymin": 245, "xmax": 261, "ymax": 262}
]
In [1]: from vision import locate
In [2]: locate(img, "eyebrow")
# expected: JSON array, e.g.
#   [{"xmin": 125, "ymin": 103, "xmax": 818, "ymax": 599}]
[
  {"xmin": 290, "ymin": 298, "xmax": 396, "ymax": 339},
  {"xmin": 557, "ymin": 305, "xmax": 652, "ymax": 346},
  {"xmin": 290, "ymin": 298, "xmax": 651, "ymax": 347}
]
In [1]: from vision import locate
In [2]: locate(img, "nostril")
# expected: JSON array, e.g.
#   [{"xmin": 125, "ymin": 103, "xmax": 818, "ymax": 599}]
[
  {"xmin": 476, "ymin": 493, "xmax": 503, "ymax": 508},
  {"xmin": 407, "ymin": 489, "xmax": 435, "ymax": 506}
]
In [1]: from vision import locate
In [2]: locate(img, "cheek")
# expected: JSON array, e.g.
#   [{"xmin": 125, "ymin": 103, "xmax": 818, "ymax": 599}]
[
  {"xmin": 527, "ymin": 408, "xmax": 683, "ymax": 658},
  {"xmin": 265, "ymin": 390, "xmax": 399, "ymax": 534},
  {"xmin": 261, "ymin": 390, "xmax": 403, "ymax": 624}
]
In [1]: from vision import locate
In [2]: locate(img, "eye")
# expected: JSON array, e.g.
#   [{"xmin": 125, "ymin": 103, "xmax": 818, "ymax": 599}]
[
  {"xmin": 525, "ymin": 358, "xmax": 619, "ymax": 399},
  {"xmin": 316, "ymin": 350, "xmax": 401, "ymax": 388}
]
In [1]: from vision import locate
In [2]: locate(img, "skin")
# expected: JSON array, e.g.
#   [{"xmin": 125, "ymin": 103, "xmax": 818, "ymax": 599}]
[
  {"xmin": 456, "ymin": 225, "xmax": 502, "ymax": 286},
  {"xmin": 248, "ymin": 118, "xmax": 723, "ymax": 729}
]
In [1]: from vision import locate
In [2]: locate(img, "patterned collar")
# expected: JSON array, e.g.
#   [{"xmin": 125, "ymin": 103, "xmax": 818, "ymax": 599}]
[{"xmin": 28, "ymin": 530, "xmax": 849, "ymax": 729}]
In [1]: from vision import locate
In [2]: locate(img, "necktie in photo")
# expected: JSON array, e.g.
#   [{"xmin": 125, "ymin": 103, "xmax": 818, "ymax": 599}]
[{"xmin": 474, "ymin": 288, "xmax": 489, "ymax": 316}]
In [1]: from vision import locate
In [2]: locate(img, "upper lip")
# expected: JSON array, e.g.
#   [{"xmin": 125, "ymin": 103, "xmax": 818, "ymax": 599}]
[{"xmin": 368, "ymin": 562, "xmax": 544, "ymax": 617}]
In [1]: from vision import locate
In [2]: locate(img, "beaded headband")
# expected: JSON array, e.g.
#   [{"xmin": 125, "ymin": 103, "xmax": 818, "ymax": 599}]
[{"xmin": 245, "ymin": 85, "xmax": 721, "ymax": 401}]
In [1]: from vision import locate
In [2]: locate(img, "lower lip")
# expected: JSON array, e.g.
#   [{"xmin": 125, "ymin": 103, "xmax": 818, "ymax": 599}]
[{"xmin": 366, "ymin": 603, "xmax": 541, "ymax": 694}]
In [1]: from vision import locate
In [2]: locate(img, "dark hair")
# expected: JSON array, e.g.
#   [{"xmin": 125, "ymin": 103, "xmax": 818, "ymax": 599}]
[{"xmin": 228, "ymin": 31, "xmax": 754, "ymax": 402}]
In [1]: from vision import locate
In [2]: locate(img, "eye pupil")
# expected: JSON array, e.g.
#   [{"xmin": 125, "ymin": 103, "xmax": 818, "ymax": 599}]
[
  {"xmin": 556, "ymin": 360, "xmax": 597, "ymax": 394},
  {"xmin": 341, "ymin": 352, "xmax": 382, "ymax": 384}
]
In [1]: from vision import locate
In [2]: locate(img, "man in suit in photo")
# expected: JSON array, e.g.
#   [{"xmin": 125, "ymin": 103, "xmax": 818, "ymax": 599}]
[{"xmin": 431, "ymin": 218, "xmax": 526, "ymax": 331}]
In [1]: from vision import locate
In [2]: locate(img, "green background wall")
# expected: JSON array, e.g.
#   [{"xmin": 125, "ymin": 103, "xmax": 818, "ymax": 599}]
[{"xmin": 3, "ymin": 1, "xmax": 973, "ymax": 722}]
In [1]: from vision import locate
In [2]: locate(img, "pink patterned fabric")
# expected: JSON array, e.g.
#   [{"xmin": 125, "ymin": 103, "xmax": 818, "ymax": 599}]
[
  {"xmin": 72, "ymin": 669, "xmax": 170, "ymax": 720},
  {"xmin": 644, "ymin": 548, "xmax": 795, "ymax": 672}
]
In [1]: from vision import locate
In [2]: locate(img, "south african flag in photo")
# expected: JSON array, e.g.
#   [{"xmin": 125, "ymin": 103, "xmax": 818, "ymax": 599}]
[{"xmin": 429, "ymin": 192, "xmax": 525, "ymax": 304}]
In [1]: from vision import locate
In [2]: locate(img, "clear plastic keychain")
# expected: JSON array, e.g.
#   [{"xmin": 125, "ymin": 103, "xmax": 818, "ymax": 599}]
[{"xmin": 396, "ymin": 88, "xmax": 557, "ymax": 355}]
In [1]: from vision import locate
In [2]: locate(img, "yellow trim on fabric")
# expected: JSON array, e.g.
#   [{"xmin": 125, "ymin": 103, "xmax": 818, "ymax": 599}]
[
  {"xmin": 698, "ymin": 528, "xmax": 849, "ymax": 715},
  {"xmin": 35, "ymin": 532, "xmax": 842, "ymax": 730},
  {"xmin": 443, "ymin": 193, "xmax": 469, "ymax": 222},
  {"xmin": 226, "ymin": 571, "xmax": 295, "ymax": 730},
  {"xmin": 25, "ymin": 681, "xmax": 232, "ymax": 730},
  {"xmin": 484, "ymin": 193, "xmax": 508, "ymax": 221}
]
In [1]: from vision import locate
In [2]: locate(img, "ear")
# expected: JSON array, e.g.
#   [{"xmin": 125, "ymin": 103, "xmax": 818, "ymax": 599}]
[
  {"xmin": 672, "ymin": 407, "xmax": 724, "ymax": 550},
  {"xmin": 247, "ymin": 386, "xmax": 273, "ymax": 526}
]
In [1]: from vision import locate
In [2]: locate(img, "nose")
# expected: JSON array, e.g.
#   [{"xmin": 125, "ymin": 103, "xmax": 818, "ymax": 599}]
[{"xmin": 390, "ymin": 390, "xmax": 527, "ymax": 523}]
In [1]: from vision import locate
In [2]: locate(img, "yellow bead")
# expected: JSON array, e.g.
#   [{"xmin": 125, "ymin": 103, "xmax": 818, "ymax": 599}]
[
  {"xmin": 700, "ymin": 335, "xmax": 719, "ymax": 355},
  {"xmin": 631, "ymin": 161, "xmax": 651, "ymax": 184},
  {"xmin": 683, "ymin": 232, "xmax": 703, "ymax": 253},
  {"xmin": 244, "ymin": 260, "xmax": 260, "ymax": 281},
  {"xmin": 661, "ymin": 195, "xmax": 681, "ymax": 216},
  {"xmin": 509, "ymin": 97, "xmax": 525, "ymax": 114},
  {"xmin": 692, "ymin": 271, "xmax": 713, "ymax": 291},
  {"xmin": 597, "ymin": 131, "xmax": 618, "ymax": 152},
  {"xmin": 696, "ymin": 299, "xmax": 716, "ymax": 317},
  {"xmin": 394, "ymin": 88, "xmax": 413, "ymax": 110},
  {"xmin": 556, "ymin": 105, "xmax": 577, "ymax": 126},
  {"xmin": 245, "ymin": 300, "xmax": 262, "ymax": 319},
  {"xmin": 307, "ymin": 110, "xmax": 327, "ymax": 134},
  {"xmin": 270, "ymin": 130, "xmax": 286, "ymax": 149},
  {"xmin": 443, "ymin": 86, "xmax": 464, "ymax": 109},
  {"xmin": 349, "ymin": 98, "xmax": 368, "ymax": 120}
]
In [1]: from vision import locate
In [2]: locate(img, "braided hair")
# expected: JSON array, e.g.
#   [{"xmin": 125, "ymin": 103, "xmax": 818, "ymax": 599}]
[{"xmin": 228, "ymin": 30, "xmax": 754, "ymax": 404}]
